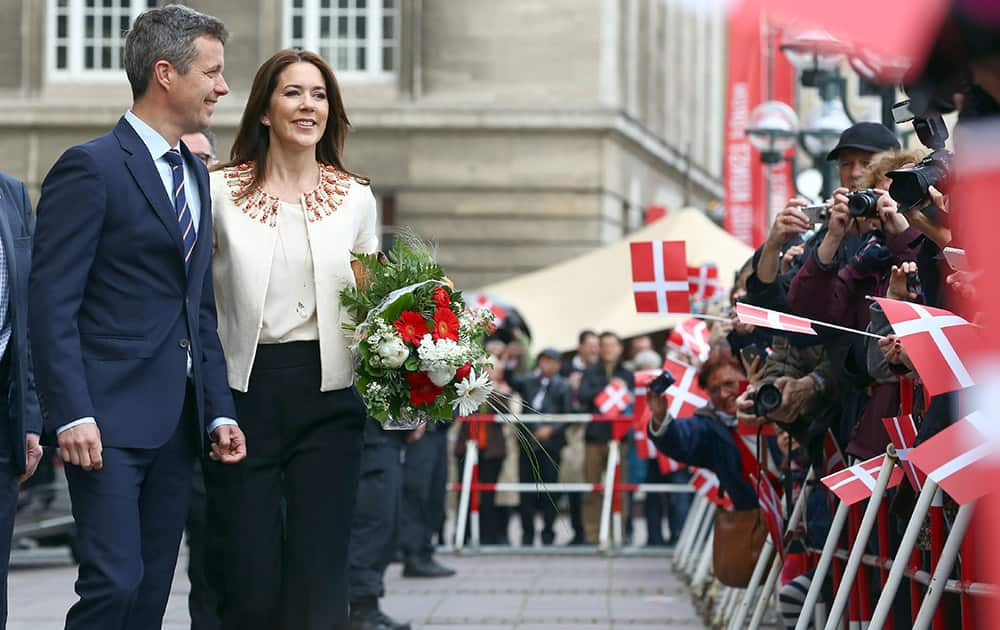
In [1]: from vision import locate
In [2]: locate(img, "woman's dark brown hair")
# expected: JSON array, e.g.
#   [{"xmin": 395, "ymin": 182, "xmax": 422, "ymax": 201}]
[{"xmin": 217, "ymin": 49, "xmax": 368, "ymax": 194}]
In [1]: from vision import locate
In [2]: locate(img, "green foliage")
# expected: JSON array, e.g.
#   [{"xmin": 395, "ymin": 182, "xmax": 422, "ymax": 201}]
[{"xmin": 340, "ymin": 231, "xmax": 446, "ymax": 324}]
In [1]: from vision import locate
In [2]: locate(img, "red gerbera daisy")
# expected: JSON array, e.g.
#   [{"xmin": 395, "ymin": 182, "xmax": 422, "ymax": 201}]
[
  {"xmin": 406, "ymin": 371, "xmax": 444, "ymax": 406},
  {"xmin": 394, "ymin": 311, "xmax": 429, "ymax": 345},
  {"xmin": 431, "ymin": 307, "xmax": 460, "ymax": 341},
  {"xmin": 433, "ymin": 286, "xmax": 451, "ymax": 308},
  {"xmin": 454, "ymin": 362, "xmax": 472, "ymax": 382}
]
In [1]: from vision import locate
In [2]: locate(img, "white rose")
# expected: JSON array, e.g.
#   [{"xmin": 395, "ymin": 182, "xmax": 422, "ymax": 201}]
[
  {"xmin": 428, "ymin": 365, "xmax": 457, "ymax": 387},
  {"xmin": 376, "ymin": 338, "xmax": 409, "ymax": 369}
]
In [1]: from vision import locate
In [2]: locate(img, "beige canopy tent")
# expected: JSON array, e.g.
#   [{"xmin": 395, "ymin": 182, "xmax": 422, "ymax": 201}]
[{"xmin": 475, "ymin": 208, "xmax": 756, "ymax": 351}]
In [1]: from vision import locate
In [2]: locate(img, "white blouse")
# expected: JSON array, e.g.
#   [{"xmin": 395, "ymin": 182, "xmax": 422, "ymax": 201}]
[
  {"xmin": 259, "ymin": 199, "xmax": 319, "ymax": 344},
  {"xmin": 211, "ymin": 162, "xmax": 379, "ymax": 392}
]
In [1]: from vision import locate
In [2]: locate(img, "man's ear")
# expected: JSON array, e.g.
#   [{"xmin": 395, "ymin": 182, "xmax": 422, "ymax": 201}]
[{"xmin": 151, "ymin": 59, "xmax": 173, "ymax": 91}]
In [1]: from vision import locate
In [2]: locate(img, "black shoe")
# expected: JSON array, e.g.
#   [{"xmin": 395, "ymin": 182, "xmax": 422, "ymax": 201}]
[
  {"xmin": 402, "ymin": 558, "xmax": 456, "ymax": 578},
  {"xmin": 349, "ymin": 605, "xmax": 411, "ymax": 630}
]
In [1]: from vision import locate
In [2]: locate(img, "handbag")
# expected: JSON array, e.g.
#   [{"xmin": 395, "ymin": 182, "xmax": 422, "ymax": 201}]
[{"xmin": 712, "ymin": 506, "xmax": 768, "ymax": 587}]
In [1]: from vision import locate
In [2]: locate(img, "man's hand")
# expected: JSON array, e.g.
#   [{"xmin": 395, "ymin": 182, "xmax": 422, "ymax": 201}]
[
  {"xmin": 735, "ymin": 385, "xmax": 767, "ymax": 427},
  {"xmin": 740, "ymin": 355, "xmax": 766, "ymax": 384},
  {"xmin": 20, "ymin": 433, "xmax": 43, "ymax": 483},
  {"xmin": 887, "ymin": 262, "xmax": 919, "ymax": 301},
  {"xmin": 533, "ymin": 425, "xmax": 555, "ymax": 442},
  {"xmin": 818, "ymin": 188, "xmax": 851, "ymax": 264},
  {"xmin": 947, "ymin": 271, "xmax": 978, "ymax": 302},
  {"xmin": 781, "ymin": 244, "xmax": 805, "ymax": 275},
  {"xmin": 766, "ymin": 200, "xmax": 812, "ymax": 250},
  {"xmin": 58, "ymin": 423, "xmax": 103, "ymax": 471},
  {"xmin": 647, "ymin": 389, "xmax": 668, "ymax": 432},
  {"xmin": 875, "ymin": 188, "xmax": 909, "ymax": 236},
  {"xmin": 210, "ymin": 424, "xmax": 247, "ymax": 464},
  {"xmin": 878, "ymin": 334, "xmax": 915, "ymax": 371},
  {"xmin": 567, "ymin": 371, "xmax": 583, "ymax": 391},
  {"xmin": 766, "ymin": 375, "xmax": 816, "ymax": 424}
]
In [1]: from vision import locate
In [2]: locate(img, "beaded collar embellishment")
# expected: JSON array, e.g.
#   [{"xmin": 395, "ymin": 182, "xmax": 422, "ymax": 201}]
[{"xmin": 222, "ymin": 162, "xmax": 353, "ymax": 227}]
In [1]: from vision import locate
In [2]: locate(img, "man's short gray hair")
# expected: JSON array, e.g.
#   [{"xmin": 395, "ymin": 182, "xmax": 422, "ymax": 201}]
[
  {"xmin": 632, "ymin": 349, "xmax": 663, "ymax": 371},
  {"xmin": 124, "ymin": 4, "xmax": 228, "ymax": 99}
]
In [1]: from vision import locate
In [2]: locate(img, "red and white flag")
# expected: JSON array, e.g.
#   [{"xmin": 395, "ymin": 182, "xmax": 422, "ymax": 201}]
[
  {"xmin": 657, "ymin": 453, "xmax": 684, "ymax": 474},
  {"xmin": 907, "ymin": 411, "xmax": 1000, "ymax": 505},
  {"xmin": 735, "ymin": 303, "xmax": 816, "ymax": 336},
  {"xmin": 874, "ymin": 297, "xmax": 984, "ymax": 397},
  {"xmin": 750, "ymin": 473, "xmax": 785, "ymax": 557},
  {"xmin": 594, "ymin": 380, "xmax": 632, "ymax": 418},
  {"xmin": 822, "ymin": 430, "xmax": 847, "ymax": 477},
  {"xmin": 469, "ymin": 293, "xmax": 508, "ymax": 327},
  {"xmin": 881, "ymin": 415, "xmax": 925, "ymax": 491},
  {"xmin": 820, "ymin": 454, "xmax": 904, "ymax": 505},
  {"xmin": 691, "ymin": 468, "xmax": 733, "ymax": 510},
  {"xmin": 667, "ymin": 318, "xmax": 711, "ymax": 363},
  {"xmin": 630, "ymin": 241, "xmax": 690, "ymax": 315},
  {"xmin": 661, "ymin": 359, "xmax": 710, "ymax": 419},
  {"xmin": 688, "ymin": 262, "xmax": 721, "ymax": 302}
]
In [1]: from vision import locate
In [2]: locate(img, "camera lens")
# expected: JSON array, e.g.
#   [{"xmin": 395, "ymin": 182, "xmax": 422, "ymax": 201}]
[
  {"xmin": 753, "ymin": 383, "xmax": 783, "ymax": 416},
  {"xmin": 847, "ymin": 189, "xmax": 881, "ymax": 218}
]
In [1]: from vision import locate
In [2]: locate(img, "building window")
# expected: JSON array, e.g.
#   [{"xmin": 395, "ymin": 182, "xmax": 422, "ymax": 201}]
[
  {"xmin": 377, "ymin": 193, "xmax": 396, "ymax": 252},
  {"xmin": 285, "ymin": 0, "xmax": 399, "ymax": 80},
  {"xmin": 48, "ymin": 0, "xmax": 159, "ymax": 81}
]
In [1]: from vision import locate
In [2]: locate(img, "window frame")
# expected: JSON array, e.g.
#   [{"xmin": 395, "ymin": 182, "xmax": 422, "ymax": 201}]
[
  {"xmin": 283, "ymin": 0, "xmax": 400, "ymax": 83},
  {"xmin": 46, "ymin": 0, "xmax": 157, "ymax": 83}
]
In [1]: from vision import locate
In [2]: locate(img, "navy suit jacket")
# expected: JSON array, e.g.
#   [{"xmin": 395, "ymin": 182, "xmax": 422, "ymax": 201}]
[
  {"xmin": 29, "ymin": 118, "xmax": 236, "ymax": 450},
  {"xmin": 0, "ymin": 172, "xmax": 42, "ymax": 474}
]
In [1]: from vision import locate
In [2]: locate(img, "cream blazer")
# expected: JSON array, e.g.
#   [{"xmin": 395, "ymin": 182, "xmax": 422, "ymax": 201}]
[{"xmin": 210, "ymin": 162, "xmax": 378, "ymax": 392}]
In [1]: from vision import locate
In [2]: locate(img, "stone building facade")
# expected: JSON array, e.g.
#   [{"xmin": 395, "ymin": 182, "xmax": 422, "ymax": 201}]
[{"xmin": 0, "ymin": 0, "xmax": 725, "ymax": 288}]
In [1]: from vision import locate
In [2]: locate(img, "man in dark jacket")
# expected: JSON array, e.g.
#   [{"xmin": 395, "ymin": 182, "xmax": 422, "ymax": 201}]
[
  {"xmin": 512, "ymin": 348, "xmax": 573, "ymax": 546},
  {"xmin": 577, "ymin": 332, "xmax": 634, "ymax": 544}
]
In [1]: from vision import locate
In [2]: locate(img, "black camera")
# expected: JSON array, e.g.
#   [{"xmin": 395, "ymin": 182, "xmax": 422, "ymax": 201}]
[
  {"xmin": 750, "ymin": 383, "xmax": 782, "ymax": 417},
  {"xmin": 847, "ymin": 188, "xmax": 881, "ymax": 218},
  {"xmin": 887, "ymin": 99, "xmax": 953, "ymax": 214},
  {"xmin": 649, "ymin": 370, "xmax": 675, "ymax": 396}
]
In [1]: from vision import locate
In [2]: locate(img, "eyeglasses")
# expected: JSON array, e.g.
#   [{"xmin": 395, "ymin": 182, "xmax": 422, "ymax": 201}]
[{"xmin": 708, "ymin": 379, "xmax": 742, "ymax": 394}]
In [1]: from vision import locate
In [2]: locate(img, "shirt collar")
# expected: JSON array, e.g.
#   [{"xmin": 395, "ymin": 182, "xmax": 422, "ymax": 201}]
[{"xmin": 124, "ymin": 110, "xmax": 179, "ymax": 162}]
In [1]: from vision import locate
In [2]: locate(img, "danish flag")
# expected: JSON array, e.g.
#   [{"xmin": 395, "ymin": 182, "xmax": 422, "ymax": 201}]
[
  {"xmin": 594, "ymin": 380, "xmax": 632, "ymax": 418},
  {"xmin": 874, "ymin": 298, "xmax": 984, "ymax": 397},
  {"xmin": 667, "ymin": 318, "xmax": 711, "ymax": 363},
  {"xmin": 881, "ymin": 415, "xmax": 925, "ymax": 491},
  {"xmin": 691, "ymin": 468, "xmax": 733, "ymax": 510},
  {"xmin": 688, "ymin": 262, "xmax": 721, "ymax": 302},
  {"xmin": 660, "ymin": 359, "xmax": 710, "ymax": 419},
  {"xmin": 750, "ymin": 473, "xmax": 785, "ymax": 557},
  {"xmin": 820, "ymin": 454, "xmax": 904, "ymax": 505},
  {"xmin": 735, "ymin": 303, "xmax": 816, "ymax": 336},
  {"xmin": 907, "ymin": 410, "xmax": 1000, "ymax": 505},
  {"xmin": 630, "ymin": 241, "xmax": 691, "ymax": 314},
  {"xmin": 470, "ymin": 293, "xmax": 507, "ymax": 327}
]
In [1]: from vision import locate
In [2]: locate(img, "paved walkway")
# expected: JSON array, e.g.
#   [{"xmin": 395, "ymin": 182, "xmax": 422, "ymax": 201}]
[{"xmin": 8, "ymin": 550, "xmax": 706, "ymax": 628}]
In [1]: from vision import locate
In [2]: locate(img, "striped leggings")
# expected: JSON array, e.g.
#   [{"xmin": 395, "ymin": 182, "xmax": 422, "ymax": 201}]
[{"xmin": 779, "ymin": 570, "xmax": 819, "ymax": 629}]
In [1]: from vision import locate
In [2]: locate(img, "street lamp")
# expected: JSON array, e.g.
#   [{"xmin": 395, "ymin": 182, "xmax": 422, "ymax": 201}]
[
  {"xmin": 780, "ymin": 30, "xmax": 850, "ymax": 88},
  {"xmin": 745, "ymin": 101, "xmax": 799, "ymax": 164}
]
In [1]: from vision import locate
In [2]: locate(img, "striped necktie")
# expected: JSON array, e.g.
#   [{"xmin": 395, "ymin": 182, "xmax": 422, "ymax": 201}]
[{"xmin": 163, "ymin": 148, "xmax": 196, "ymax": 271}]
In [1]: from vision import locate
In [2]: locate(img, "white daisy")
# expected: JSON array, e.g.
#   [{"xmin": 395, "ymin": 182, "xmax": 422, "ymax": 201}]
[{"xmin": 452, "ymin": 369, "xmax": 492, "ymax": 416}]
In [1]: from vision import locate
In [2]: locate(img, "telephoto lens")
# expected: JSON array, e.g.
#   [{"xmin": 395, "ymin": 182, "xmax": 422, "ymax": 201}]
[
  {"xmin": 752, "ymin": 383, "xmax": 783, "ymax": 417},
  {"xmin": 846, "ymin": 188, "xmax": 881, "ymax": 218}
]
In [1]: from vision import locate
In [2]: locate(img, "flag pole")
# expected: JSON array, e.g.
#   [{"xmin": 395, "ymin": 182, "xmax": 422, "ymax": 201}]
[{"xmin": 809, "ymin": 319, "xmax": 886, "ymax": 341}]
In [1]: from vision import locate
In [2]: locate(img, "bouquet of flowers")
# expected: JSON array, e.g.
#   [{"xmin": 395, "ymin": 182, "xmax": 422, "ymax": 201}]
[{"xmin": 341, "ymin": 234, "xmax": 497, "ymax": 428}]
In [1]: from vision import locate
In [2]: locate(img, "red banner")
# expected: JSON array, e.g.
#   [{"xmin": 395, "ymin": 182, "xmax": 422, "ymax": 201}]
[{"xmin": 723, "ymin": 4, "xmax": 795, "ymax": 248}]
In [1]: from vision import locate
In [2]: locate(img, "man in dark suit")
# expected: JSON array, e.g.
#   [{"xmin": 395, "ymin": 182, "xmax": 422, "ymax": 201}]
[
  {"xmin": 28, "ymin": 6, "xmax": 246, "ymax": 629},
  {"xmin": 0, "ymin": 171, "xmax": 44, "ymax": 626},
  {"xmin": 512, "ymin": 348, "xmax": 573, "ymax": 546}
]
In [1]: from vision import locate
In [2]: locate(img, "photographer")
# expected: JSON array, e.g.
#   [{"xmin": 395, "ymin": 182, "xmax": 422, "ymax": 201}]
[{"xmin": 645, "ymin": 349, "xmax": 758, "ymax": 509}]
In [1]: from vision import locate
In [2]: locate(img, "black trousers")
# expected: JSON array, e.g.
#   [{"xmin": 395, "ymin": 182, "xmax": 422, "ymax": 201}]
[
  {"xmin": 348, "ymin": 419, "xmax": 405, "ymax": 602},
  {"xmin": 518, "ymin": 446, "xmax": 560, "ymax": 545},
  {"xmin": 399, "ymin": 428, "xmax": 448, "ymax": 561},
  {"xmin": 186, "ymin": 459, "xmax": 219, "ymax": 630},
  {"xmin": 204, "ymin": 342, "xmax": 366, "ymax": 630}
]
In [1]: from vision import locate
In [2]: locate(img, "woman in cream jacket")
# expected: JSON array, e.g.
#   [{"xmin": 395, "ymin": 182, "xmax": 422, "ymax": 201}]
[{"xmin": 204, "ymin": 49, "xmax": 376, "ymax": 630}]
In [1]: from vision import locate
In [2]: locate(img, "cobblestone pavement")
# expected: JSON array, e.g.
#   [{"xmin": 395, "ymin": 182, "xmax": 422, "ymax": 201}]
[{"xmin": 8, "ymin": 549, "xmax": 706, "ymax": 629}]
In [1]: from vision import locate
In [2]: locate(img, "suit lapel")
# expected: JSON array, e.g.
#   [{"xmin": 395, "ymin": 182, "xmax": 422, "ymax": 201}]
[{"xmin": 115, "ymin": 119, "xmax": 186, "ymax": 263}]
